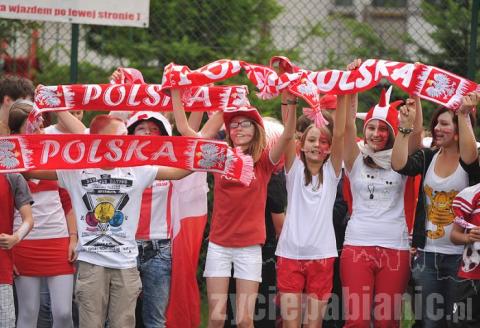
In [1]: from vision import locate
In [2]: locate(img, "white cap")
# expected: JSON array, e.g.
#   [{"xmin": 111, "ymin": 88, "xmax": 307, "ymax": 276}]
[{"xmin": 127, "ymin": 111, "xmax": 172, "ymax": 136}]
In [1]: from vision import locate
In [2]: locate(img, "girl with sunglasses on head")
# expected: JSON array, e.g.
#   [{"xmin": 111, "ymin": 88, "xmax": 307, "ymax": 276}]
[{"xmin": 172, "ymin": 87, "xmax": 297, "ymax": 328}]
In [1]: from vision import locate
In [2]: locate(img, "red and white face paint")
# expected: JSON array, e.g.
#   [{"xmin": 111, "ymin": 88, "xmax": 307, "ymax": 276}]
[
  {"xmin": 301, "ymin": 127, "xmax": 331, "ymax": 162},
  {"xmin": 433, "ymin": 111, "xmax": 457, "ymax": 147},
  {"xmin": 364, "ymin": 119, "xmax": 390, "ymax": 151},
  {"xmin": 229, "ymin": 115, "xmax": 255, "ymax": 148}
]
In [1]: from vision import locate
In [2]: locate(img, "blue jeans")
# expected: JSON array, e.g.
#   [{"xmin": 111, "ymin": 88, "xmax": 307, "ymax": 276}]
[
  {"xmin": 412, "ymin": 250, "xmax": 473, "ymax": 328},
  {"xmin": 137, "ymin": 239, "xmax": 172, "ymax": 328}
]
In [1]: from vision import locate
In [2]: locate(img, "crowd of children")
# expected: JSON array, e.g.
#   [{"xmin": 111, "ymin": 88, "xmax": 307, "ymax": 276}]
[{"xmin": 1, "ymin": 57, "xmax": 480, "ymax": 328}]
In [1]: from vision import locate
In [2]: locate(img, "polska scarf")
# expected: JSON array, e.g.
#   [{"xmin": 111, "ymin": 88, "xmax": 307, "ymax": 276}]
[
  {"xmin": 0, "ymin": 134, "xmax": 253, "ymax": 185},
  {"xmin": 28, "ymin": 84, "xmax": 250, "ymax": 131},
  {"xmin": 162, "ymin": 57, "xmax": 479, "ymax": 125}
]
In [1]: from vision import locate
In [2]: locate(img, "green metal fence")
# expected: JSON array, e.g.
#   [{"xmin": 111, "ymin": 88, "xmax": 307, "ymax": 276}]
[{"xmin": 1, "ymin": 0, "xmax": 479, "ymax": 84}]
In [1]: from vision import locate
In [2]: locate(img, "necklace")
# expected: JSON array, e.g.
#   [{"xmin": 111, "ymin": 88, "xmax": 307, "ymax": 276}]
[{"xmin": 368, "ymin": 184, "xmax": 375, "ymax": 199}]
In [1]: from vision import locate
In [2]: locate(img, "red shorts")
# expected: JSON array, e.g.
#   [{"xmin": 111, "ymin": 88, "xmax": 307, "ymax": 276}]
[{"xmin": 276, "ymin": 256, "xmax": 335, "ymax": 301}]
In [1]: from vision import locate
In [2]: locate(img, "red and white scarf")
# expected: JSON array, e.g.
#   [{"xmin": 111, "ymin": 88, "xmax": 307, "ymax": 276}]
[
  {"xmin": 162, "ymin": 57, "xmax": 480, "ymax": 125},
  {"xmin": 0, "ymin": 135, "xmax": 253, "ymax": 185},
  {"xmin": 28, "ymin": 84, "xmax": 250, "ymax": 131}
]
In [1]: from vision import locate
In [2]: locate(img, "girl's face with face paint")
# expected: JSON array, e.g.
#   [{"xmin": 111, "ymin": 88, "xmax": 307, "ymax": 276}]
[
  {"xmin": 133, "ymin": 121, "xmax": 162, "ymax": 136},
  {"xmin": 433, "ymin": 111, "xmax": 457, "ymax": 147},
  {"xmin": 229, "ymin": 115, "xmax": 255, "ymax": 147},
  {"xmin": 301, "ymin": 126, "xmax": 331, "ymax": 163},
  {"xmin": 364, "ymin": 119, "xmax": 390, "ymax": 151}
]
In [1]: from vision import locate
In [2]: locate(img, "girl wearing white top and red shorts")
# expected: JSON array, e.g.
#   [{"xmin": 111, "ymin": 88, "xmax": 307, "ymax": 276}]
[{"xmin": 275, "ymin": 94, "xmax": 347, "ymax": 327}]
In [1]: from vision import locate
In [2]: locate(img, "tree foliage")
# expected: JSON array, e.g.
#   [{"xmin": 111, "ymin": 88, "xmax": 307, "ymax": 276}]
[{"xmin": 417, "ymin": 0, "xmax": 478, "ymax": 76}]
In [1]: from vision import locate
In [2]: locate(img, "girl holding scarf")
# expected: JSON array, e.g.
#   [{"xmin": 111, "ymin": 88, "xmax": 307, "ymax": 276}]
[
  {"xmin": 172, "ymin": 88, "xmax": 297, "ymax": 328},
  {"xmin": 341, "ymin": 60, "xmax": 412, "ymax": 327},
  {"xmin": 274, "ymin": 94, "xmax": 347, "ymax": 327},
  {"xmin": 392, "ymin": 92, "xmax": 477, "ymax": 327}
]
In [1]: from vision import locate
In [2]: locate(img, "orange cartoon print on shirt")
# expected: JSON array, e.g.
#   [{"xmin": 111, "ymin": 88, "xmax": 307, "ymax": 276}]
[{"xmin": 424, "ymin": 185, "xmax": 458, "ymax": 239}]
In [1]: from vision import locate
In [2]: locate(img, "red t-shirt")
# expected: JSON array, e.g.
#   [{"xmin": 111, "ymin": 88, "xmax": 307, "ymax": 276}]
[
  {"xmin": 209, "ymin": 150, "xmax": 275, "ymax": 247},
  {"xmin": 0, "ymin": 175, "xmax": 14, "ymax": 284}
]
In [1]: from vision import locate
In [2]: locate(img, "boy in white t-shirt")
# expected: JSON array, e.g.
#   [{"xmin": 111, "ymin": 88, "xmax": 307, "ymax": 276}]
[{"xmin": 25, "ymin": 115, "xmax": 192, "ymax": 328}]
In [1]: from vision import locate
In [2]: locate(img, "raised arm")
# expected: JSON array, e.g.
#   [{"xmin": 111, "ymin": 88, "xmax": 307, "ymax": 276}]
[
  {"xmin": 344, "ymin": 91, "xmax": 359, "ymax": 172},
  {"xmin": 282, "ymin": 91, "xmax": 298, "ymax": 172},
  {"xmin": 330, "ymin": 94, "xmax": 347, "ymax": 176},
  {"xmin": 270, "ymin": 91, "xmax": 297, "ymax": 165},
  {"xmin": 56, "ymin": 111, "xmax": 87, "ymax": 134},
  {"xmin": 188, "ymin": 111, "xmax": 204, "ymax": 132},
  {"xmin": 392, "ymin": 98, "xmax": 416, "ymax": 171},
  {"xmin": 458, "ymin": 92, "xmax": 479, "ymax": 165},
  {"xmin": 408, "ymin": 96, "xmax": 423, "ymax": 154},
  {"xmin": 343, "ymin": 59, "xmax": 361, "ymax": 172},
  {"xmin": 171, "ymin": 89, "xmax": 223, "ymax": 138}
]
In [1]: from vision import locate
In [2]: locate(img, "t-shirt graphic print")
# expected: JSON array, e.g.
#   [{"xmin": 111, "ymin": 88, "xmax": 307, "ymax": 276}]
[{"xmin": 58, "ymin": 166, "xmax": 157, "ymax": 269}]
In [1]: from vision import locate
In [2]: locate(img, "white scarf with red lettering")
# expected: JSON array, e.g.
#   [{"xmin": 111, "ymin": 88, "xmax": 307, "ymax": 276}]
[{"xmin": 0, "ymin": 134, "xmax": 253, "ymax": 185}]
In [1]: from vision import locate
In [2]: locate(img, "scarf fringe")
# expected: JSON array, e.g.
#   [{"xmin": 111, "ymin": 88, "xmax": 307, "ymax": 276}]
[{"xmin": 226, "ymin": 147, "xmax": 254, "ymax": 186}]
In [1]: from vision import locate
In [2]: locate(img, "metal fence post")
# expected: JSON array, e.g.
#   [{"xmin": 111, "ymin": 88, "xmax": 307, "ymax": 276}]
[
  {"xmin": 468, "ymin": 0, "xmax": 479, "ymax": 80},
  {"xmin": 70, "ymin": 24, "xmax": 79, "ymax": 83}
]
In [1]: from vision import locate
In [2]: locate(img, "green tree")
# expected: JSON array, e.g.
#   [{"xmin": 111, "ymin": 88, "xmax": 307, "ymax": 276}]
[
  {"xmin": 417, "ymin": 0, "xmax": 478, "ymax": 76},
  {"xmin": 85, "ymin": 0, "xmax": 284, "ymax": 80}
]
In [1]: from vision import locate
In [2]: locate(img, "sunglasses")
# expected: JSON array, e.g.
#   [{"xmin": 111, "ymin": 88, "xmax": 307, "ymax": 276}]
[{"xmin": 229, "ymin": 120, "xmax": 253, "ymax": 129}]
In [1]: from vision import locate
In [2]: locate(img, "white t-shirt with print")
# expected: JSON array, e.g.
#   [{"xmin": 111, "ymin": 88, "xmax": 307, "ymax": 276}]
[
  {"xmin": 57, "ymin": 166, "xmax": 157, "ymax": 269},
  {"xmin": 276, "ymin": 157, "xmax": 340, "ymax": 259},
  {"xmin": 422, "ymin": 152, "xmax": 467, "ymax": 255},
  {"xmin": 344, "ymin": 154, "xmax": 409, "ymax": 250}
]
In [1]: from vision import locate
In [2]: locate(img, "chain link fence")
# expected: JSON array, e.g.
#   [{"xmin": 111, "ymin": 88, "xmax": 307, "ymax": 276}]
[{"xmin": 1, "ymin": 0, "xmax": 477, "ymax": 83}]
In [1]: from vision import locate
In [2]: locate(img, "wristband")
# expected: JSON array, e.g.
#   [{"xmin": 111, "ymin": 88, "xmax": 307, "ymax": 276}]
[
  {"xmin": 286, "ymin": 99, "xmax": 298, "ymax": 105},
  {"xmin": 398, "ymin": 126, "xmax": 413, "ymax": 135},
  {"xmin": 14, "ymin": 221, "xmax": 31, "ymax": 241}
]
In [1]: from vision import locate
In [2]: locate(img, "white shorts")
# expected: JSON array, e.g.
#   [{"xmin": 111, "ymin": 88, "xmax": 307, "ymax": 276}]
[{"xmin": 203, "ymin": 242, "xmax": 262, "ymax": 282}]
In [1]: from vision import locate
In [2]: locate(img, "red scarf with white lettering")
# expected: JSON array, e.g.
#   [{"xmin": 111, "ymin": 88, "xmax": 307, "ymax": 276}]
[
  {"xmin": 28, "ymin": 84, "xmax": 250, "ymax": 131},
  {"xmin": 162, "ymin": 57, "xmax": 479, "ymax": 125},
  {"xmin": 0, "ymin": 135, "xmax": 253, "ymax": 185}
]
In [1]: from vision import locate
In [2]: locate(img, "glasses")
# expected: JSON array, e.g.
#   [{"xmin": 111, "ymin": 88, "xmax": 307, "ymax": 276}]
[{"xmin": 229, "ymin": 120, "xmax": 253, "ymax": 129}]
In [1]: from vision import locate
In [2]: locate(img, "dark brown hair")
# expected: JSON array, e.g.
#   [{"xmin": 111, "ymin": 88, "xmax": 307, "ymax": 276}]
[
  {"xmin": 0, "ymin": 76, "xmax": 34, "ymax": 105},
  {"xmin": 8, "ymin": 100, "xmax": 33, "ymax": 134},
  {"xmin": 429, "ymin": 107, "xmax": 476, "ymax": 148}
]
